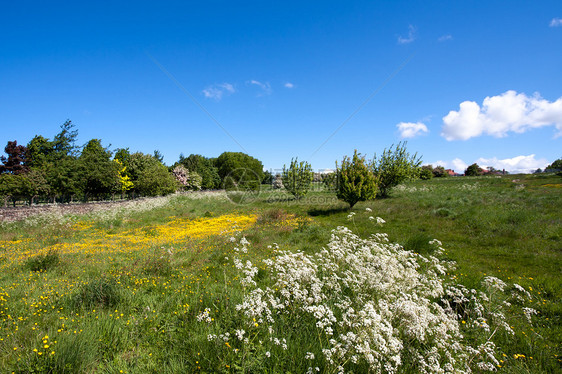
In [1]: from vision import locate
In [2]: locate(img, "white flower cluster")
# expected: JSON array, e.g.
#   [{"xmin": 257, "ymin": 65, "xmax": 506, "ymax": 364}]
[
  {"xmin": 233, "ymin": 226, "xmax": 490, "ymax": 372},
  {"xmin": 203, "ymin": 226, "xmax": 536, "ymax": 372}
]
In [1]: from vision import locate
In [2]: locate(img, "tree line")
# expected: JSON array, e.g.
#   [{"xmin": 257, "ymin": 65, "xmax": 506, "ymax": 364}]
[{"xmin": 0, "ymin": 121, "xmax": 264, "ymax": 206}]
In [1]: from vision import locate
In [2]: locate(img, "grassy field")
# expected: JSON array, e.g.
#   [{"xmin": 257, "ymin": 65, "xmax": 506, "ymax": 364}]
[{"xmin": 0, "ymin": 174, "xmax": 560, "ymax": 373}]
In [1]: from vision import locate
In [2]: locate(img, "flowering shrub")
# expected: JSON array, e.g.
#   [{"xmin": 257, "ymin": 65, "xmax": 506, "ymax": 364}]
[{"xmin": 200, "ymin": 223, "xmax": 535, "ymax": 373}]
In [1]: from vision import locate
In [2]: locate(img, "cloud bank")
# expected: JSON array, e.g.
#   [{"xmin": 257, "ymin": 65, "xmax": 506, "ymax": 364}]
[
  {"xmin": 397, "ymin": 122, "xmax": 429, "ymax": 138},
  {"xmin": 441, "ymin": 90, "xmax": 562, "ymax": 140},
  {"xmin": 202, "ymin": 83, "xmax": 235, "ymax": 100},
  {"xmin": 431, "ymin": 155, "xmax": 548, "ymax": 174}
]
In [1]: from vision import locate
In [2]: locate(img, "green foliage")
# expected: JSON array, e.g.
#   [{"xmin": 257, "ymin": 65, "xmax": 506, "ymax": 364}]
[
  {"xmin": 262, "ymin": 170, "xmax": 274, "ymax": 184},
  {"xmin": 52, "ymin": 120, "xmax": 79, "ymax": 158},
  {"xmin": 336, "ymin": 150, "xmax": 379, "ymax": 208},
  {"xmin": 419, "ymin": 165, "xmax": 434, "ymax": 180},
  {"xmin": 216, "ymin": 152, "xmax": 264, "ymax": 191},
  {"xmin": 432, "ymin": 165, "xmax": 448, "ymax": 178},
  {"xmin": 321, "ymin": 172, "xmax": 337, "ymax": 191},
  {"xmin": 178, "ymin": 154, "xmax": 221, "ymax": 189},
  {"xmin": 24, "ymin": 249, "xmax": 60, "ymax": 272},
  {"xmin": 77, "ymin": 139, "xmax": 119, "ymax": 199},
  {"xmin": 545, "ymin": 157, "xmax": 562, "ymax": 171},
  {"xmin": 372, "ymin": 142, "xmax": 422, "ymax": 197},
  {"xmin": 464, "ymin": 163, "xmax": 482, "ymax": 176},
  {"xmin": 136, "ymin": 159, "xmax": 178, "ymax": 196},
  {"xmin": 69, "ymin": 277, "xmax": 120, "ymax": 309},
  {"xmin": 282, "ymin": 158, "xmax": 314, "ymax": 199}
]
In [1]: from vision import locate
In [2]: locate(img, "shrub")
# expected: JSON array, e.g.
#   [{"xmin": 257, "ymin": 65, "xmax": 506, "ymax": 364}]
[
  {"xmin": 336, "ymin": 150, "xmax": 378, "ymax": 208},
  {"xmin": 465, "ymin": 163, "xmax": 482, "ymax": 176},
  {"xmin": 419, "ymin": 165, "xmax": 434, "ymax": 180},
  {"xmin": 25, "ymin": 249, "xmax": 60, "ymax": 272},
  {"xmin": 372, "ymin": 142, "xmax": 422, "ymax": 197},
  {"xmin": 69, "ymin": 277, "xmax": 120, "ymax": 309},
  {"xmin": 282, "ymin": 158, "xmax": 314, "ymax": 199}
]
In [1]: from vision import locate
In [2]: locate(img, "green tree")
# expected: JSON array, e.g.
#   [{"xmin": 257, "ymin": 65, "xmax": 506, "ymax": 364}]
[
  {"xmin": 282, "ymin": 158, "xmax": 314, "ymax": 199},
  {"xmin": 262, "ymin": 170, "xmax": 274, "ymax": 185},
  {"xmin": 24, "ymin": 169, "xmax": 51, "ymax": 204},
  {"xmin": 372, "ymin": 142, "xmax": 422, "ymax": 197},
  {"xmin": 336, "ymin": 150, "xmax": 379, "ymax": 209},
  {"xmin": 137, "ymin": 162, "xmax": 178, "ymax": 196},
  {"xmin": 545, "ymin": 158, "xmax": 562, "ymax": 171},
  {"xmin": 178, "ymin": 154, "xmax": 221, "ymax": 189},
  {"xmin": 432, "ymin": 166, "xmax": 447, "ymax": 178},
  {"xmin": 464, "ymin": 163, "xmax": 482, "ymax": 176},
  {"xmin": 25, "ymin": 135, "xmax": 54, "ymax": 168},
  {"xmin": 419, "ymin": 165, "xmax": 434, "ymax": 180},
  {"xmin": 215, "ymin": 152, "xmax": 264, "ymax": 191},
  {"xmin": 53, "ymin": 120, "xmax": 79, "ymax": 159},
  {"xmin": 77, "ymin": 139, "xmax": 119, "ymax": 200}
]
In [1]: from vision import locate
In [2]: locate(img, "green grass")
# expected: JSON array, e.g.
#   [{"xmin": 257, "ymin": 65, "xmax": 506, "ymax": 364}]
[{"xmin": 0, "ymin": 174, "xmax": 561, "ymax": 373}]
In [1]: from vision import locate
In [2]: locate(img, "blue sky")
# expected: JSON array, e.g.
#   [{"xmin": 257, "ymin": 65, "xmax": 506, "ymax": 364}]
[{"xmin": 1, "ymin": 1, "xmax": 561, "ymax": 173}]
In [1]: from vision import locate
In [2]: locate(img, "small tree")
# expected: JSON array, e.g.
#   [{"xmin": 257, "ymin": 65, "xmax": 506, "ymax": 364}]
[
  {"xmin": 464, "ymin": 163, "xmax": 482, "ymax": 176},
  {"xmin": 282, "ymin": 158, "xmax": 314, "ymax": 199},
  {"xmin": 432, "ymin": 166, "xmax": 447, "ymax": 178},
  {"xmin": 336, "ymin": 150, "xmax": 379, "ymax": 209},
  {"xmin": 172, "ymin": 165, "xmax": 202, "ymax": 191},
  {"xmin": 372, "ymin": 142, "xmax": 422, "ymax": 197},
  {"xmin": 420, "ymin": 165, "xmax": 434, "ymax": 180}
]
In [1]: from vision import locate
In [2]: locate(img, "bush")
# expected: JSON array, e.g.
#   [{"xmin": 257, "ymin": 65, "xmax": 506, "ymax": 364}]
[
  {"xmin": 25, "ymin": 249, "xmax": 60, "ymax": 272},
  {"xmin": 69, "ymin": 277, "xmax": 120, "ymax": 309},
  {"xmin": 373, "ymin": 142, "xmax": 422, "ymax": 197},
  {"xmin": 336, "ymin": 150, "xmax": 378, "ymax": 208},
  {"xmin": 419, "ymin": 165, "xmax": 434, "ymax": 180},
  {"xmin": 282, "ymin": 158, "xmax": 314, "ymax": 199},
  {"xmin": 464, "ymin": 163, "xmax": 482, "ymax": 176}
]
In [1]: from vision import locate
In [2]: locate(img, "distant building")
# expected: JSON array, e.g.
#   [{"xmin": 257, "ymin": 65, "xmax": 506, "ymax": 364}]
[{"xmin": 445, "ymin": 169, "xmax": 460, "ymax": 177}]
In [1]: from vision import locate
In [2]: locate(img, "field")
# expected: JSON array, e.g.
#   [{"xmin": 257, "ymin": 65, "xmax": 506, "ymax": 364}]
[{"xmin": 0, "ymin": 174, "xmax": 560, "ymax": 373}]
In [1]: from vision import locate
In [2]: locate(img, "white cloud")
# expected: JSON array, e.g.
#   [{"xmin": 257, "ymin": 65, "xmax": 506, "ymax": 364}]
[
  {"xmin": 249, "ymin": 80, "xmax": 272, "ymax": 96},
  {"xmin": 284, "ymin": 82, "xmax": 294, "ymax": 89},
  {"xmin": 429, "ymin": 158, "xmax": 467, "ymax": 174},
  {"xmin": 202, "ymin": 83, "xmax": 235, "ymax": 100},
  {"xmin": 438, "ymin": 34, "xmax": 452, "ymax": 42},
  {"xmin": 431, "ymin": 155, "xmax": 548, "ymax": 174},
  {"xmin": 476, "ymin": 155, "xmax": 549, "ymax": 174},
  {"xmin": 550, "ymin": 18, "xmax": 562, "ymax": 27},
  {"xmin": 398, "ymin": 25, "xmax": 417, "ymax": 44},
  {"xmin": 441, "ymin": 90, "xmax": 562, "ymax": 140},
  {"xmin": 396, "ymin": 122, "xmax": 429, "ymax": 138}
]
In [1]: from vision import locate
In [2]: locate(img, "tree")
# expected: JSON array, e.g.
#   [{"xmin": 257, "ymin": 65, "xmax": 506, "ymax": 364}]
[
  {"xmin": 465, "ymin": 163, "xmax": 482, "ymax": 176},
  {"xmin": 53, "ymin": 120, "xmax": 79, "ymax": 159},
  {"xmin": 0, "ymin": 141, "xmax": 29, "ymax": 175},
  {"xmin": 172, "ymin": 165, "xmax": 202, "ymax": 191},
  {"xmin": 262, "ymin": 170, "xmax": 274, "ymax": 185},
  {"xmin": 545, "ymin": 158, "xmax": 562, "ymax": 171},
  {"xmin": 137, "ymin": 162, "xmax": 178, "ymax": 196},
  {"xmin": 420, "ymin": 165, "xmax": 434, "ymax": 180},
  {"xmin": 153, "ymin": 150, "xmax": 164, "ymax": 164},
  {"xmin": 23, "ymin": 169, "xmax": 51, "ymax": 205},
  {"xmin": 178, "ymin": 154, "xmax": 221, "ymax": 189},
  {"xmin": 215, "ymin": 152, "xmax": 264, "ymax": 191},
  {"xmin": 77, "ymin": 139, "xmax": 119, "ymax": 200},
  {"xmin": 336, "ymin": 150, "xmax": 379, "ymax": 209},
  {"xmin": 432, "ymin": 166, "xmax": 447, "ymax": 178},
  {"xmin": 321, "ymin": 172, "xmax": 337, "ymax": 192},
  {"xmin": 282, "ymin": 158, "xmax": 314, "ymax": 199},
  {"xmin": 25, "ymin": 135, "xmax": 54, "ymax": 168},
  {"xmin": 114, "ymin": 159, "xmax": 134, "ymax": 197},
  {"xmin": 372, "ymin": 142, "xmax": 422, "ymax": 197}
]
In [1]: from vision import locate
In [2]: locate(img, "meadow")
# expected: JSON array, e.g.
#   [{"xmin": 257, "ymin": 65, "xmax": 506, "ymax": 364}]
[{"xmin": 0, "ymin": 174, "xmax": 560, "ymax": 373}]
